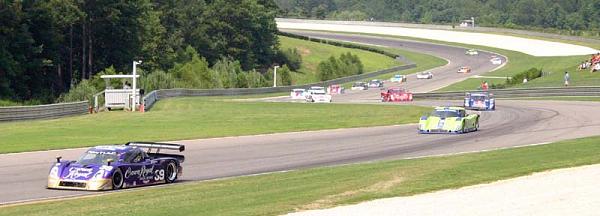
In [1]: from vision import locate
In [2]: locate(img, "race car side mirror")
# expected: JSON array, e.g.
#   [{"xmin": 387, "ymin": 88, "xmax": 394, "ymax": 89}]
[
  {"xmin": 107, "ymin": 159, "xmax": 114, "ymax": 166},
  {"xmin": 56, "ymin": 156, "xmax": 62, "ymax": 163}
]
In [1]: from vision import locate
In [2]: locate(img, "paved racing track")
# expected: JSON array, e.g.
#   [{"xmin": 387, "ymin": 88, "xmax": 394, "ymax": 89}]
[{"xmin": 2, "ymin": 31, "xmax": 600, "ymax": 205}]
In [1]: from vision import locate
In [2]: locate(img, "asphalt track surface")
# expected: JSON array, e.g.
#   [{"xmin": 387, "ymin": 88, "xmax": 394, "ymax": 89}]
[{"xmin": 2, "ymin": 32, "xmax": 600, "ymax": 205}]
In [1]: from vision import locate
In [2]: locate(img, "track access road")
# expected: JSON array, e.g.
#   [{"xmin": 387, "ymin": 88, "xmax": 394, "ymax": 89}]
[{"xmin": 2, "ymin": 31, "xmax": 599, "ymax": 205}]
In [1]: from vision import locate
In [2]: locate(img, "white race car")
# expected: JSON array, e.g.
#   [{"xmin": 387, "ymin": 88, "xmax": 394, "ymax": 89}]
[
  {"xmin": 465, "ymin": 49, "xmax": 478, "ymax": 56},
  {"xmin": 290, "ymin": 89, "xmax": 306, "ymax": 100},
  {"xmin": 351, "ymin": 82, "xmax": 369, "ymax": 90},
  {"xmin": 491, "ymin": 57, "xmax": 502, "ymax": 65},
  {"xmin": 390, "ymin": 74, "xmax": 407, "ymax": 83},
  {"xmin": 306, "ymin": 90, "xmax": 332, "ymax": 103},
  {"xmin": 416, "ymin": 72, "xmax": 433, "ymax": 79},
  {"xmin": 592, "ymin": 63, "xmax": 600, "ymax": 72}
]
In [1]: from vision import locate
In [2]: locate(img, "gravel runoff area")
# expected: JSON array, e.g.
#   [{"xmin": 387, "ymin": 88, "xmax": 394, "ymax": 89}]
[
  {"xmin": 287, "ymin": 164, "xmax": 600, "ymax": 216},
  {"xmin": 277, "ymin": 18, "xmax": 599, "ymax": 57}
]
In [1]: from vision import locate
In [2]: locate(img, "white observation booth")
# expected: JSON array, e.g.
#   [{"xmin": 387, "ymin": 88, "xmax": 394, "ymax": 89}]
[{"xmin": 99, "ymin": 61, "xmax": 142, "ymax": 111}]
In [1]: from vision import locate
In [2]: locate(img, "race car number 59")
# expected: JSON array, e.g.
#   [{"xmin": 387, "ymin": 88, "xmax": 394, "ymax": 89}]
[{"xmin": 154, "ymin": 169, "xmax": 165, "ymax": 181}]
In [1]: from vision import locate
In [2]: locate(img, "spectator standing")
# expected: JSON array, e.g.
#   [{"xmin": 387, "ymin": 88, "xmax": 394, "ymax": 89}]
[
  {"xmin": 564, "ymin": 71, "xmax": 570, "ymax": 87},
  {"xmin": 123, "ymin": 81, "xmax": 131, "ymax": 89}
]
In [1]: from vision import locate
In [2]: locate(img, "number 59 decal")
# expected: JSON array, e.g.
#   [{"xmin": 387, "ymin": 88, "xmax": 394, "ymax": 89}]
[{"xmin": 154, "ymin": 169, "xmax": 165, "ymax": 181}]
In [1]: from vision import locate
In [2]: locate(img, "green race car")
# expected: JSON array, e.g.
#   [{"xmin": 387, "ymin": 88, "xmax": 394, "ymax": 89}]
[{"xmin": 418, "ymin": 107, "xmax": 479, "ymax": 134}]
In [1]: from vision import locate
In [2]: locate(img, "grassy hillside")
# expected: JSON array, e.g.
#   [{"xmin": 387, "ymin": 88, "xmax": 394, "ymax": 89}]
[
  {"xmin": 312, "ymin": 31, "xmax": 599, "ymax": 91},
  {"xmin": 278, "ymin": 36, "xmax": 402, "ymax": 84}
]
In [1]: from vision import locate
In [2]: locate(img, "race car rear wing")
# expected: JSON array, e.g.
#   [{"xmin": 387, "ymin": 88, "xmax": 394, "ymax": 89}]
[{"xmin": 126, "ymin": 142, "xmax": 185, "ymax": 152}]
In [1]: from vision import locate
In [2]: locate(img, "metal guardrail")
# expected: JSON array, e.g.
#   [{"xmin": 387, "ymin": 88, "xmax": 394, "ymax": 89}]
[
  {"xmin": 0, "ymin": 101, "xmax": 89, "ymax": 122},
  {"xmin": 414, "ymin": 87, "xmax": 600, "ymax": 100},
  {"xmin": 142, "ymin": 64, "xmax": 417, "ymax": 111}
]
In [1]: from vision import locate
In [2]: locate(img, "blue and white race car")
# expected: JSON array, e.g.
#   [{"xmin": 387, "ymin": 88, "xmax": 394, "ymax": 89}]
[
  {"xmin": 464, "ymin": 92, "xmax": 495, "ymax": 110},
  {"xmin": 47, "ymin": 142, "xmax": 185, "ymax": 191}
]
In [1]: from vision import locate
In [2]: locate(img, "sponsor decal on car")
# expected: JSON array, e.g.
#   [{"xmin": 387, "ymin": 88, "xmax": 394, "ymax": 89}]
[
  {"xmin": 125, "ymin": 166, "xmax": 155, "ymax": 180},
  {"xmin": 65, "ymin": 167, "xmax": 94, "ymax": 179}
]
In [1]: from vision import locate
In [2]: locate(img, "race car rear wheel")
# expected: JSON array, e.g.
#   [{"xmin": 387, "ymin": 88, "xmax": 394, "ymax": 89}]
[
  {"xmin": 165, "ymin": 161, "xmax": 178, "ymax": 183},
  {"xmin": 112, "ymin": 169, "xmax": 124, "ymax": 190}
]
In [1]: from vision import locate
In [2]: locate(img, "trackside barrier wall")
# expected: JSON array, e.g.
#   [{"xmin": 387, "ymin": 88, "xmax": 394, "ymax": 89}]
[
  {"xmin": 413, "ymin": 87, "xmax": 600, "ymax": 100},
  {"xmin": 0, "ymin": 101, "xmax": 89, "ymax": 122},
  {"xmin": 143, "ymin": 64, "xmax": 416, "ymax": 111}
]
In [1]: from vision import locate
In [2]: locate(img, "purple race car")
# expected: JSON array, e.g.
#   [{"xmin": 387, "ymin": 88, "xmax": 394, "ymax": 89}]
[{"xmin": 47, "ymin": 142, "xmax": 184, "ymax": 191}]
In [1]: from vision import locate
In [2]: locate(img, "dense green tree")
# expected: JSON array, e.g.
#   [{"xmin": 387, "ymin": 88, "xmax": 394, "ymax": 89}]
[{"xmin": 1, "ymin": 0, "xmax": 282, "ymax": 102}]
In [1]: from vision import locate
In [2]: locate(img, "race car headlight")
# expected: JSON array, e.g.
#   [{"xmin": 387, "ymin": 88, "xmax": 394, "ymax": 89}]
[
  {"xmin": 49, "ymin": 166, "xmax": 59, "ymax": 177},
  {"xmin": 92, "ymin": 170, "xmax": 106, "ymax": 180}
]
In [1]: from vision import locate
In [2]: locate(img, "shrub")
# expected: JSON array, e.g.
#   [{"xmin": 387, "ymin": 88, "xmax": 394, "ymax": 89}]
[
  {"xmin": 506, "ymin": 68, "xmax": 542, "ymax": 86},
  {"xmin": 277, "ymin": 48, "xmax": 302, "ymax": 71},
  {"xmin": 246, "ymin": 70, "xmax": 267, "ymax": 88},
  {"xmin": 59, "ymin": 80, "xmax": 98, "ymax": 103},
  {"xmin": 317, "ymin": 53, "xmax": 364, "ymax": 81},
  {"xmin": 212, "ymin": 58, "xmax": 244, "ymax": 88},
  {"xmin": 140, "ymin": 71, "xmax": 177, "ymax": 92},
  {"xmin": 279, "ymin": 65, "xmax": 293, "ymax": 86}
]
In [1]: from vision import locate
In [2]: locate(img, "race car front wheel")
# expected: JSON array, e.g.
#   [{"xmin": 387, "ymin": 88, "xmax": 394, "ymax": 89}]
[
  {"xmin": 112, "ymin": 169, "xmax": 124, "ymax": 190},
  {"xmin": 165, "ymin": 161, "xmax": 178, "ymax": 183}
]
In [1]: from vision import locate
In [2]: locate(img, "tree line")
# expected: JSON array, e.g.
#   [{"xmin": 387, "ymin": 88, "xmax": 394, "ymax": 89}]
[
  {"xmin": 276, "ymin": 0, "xmax": 600, "ymax": 36},
  {"xmin": 1, "ymin": 0, "xmax": 281, "ymax": 103}
]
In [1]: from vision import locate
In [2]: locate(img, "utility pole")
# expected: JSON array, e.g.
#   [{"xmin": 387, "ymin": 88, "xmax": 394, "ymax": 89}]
[
  {"xmin": 132, "ymin": 60, "xmax": 142, "ymax": 111},
  {"xmin": 273, "ymin": 65, "xmax": 280, "ymax": 87}
]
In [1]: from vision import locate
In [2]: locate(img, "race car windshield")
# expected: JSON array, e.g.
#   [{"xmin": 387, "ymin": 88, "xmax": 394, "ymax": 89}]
[
  {"xmin": 389, "ymin": 89, "xmax": 404, "ymax": 93},
  {"xmin": 313, "ymin": 92, "xmax": 326, "ymax": 95},
  {"xmin": 431, "ymin": 110, "xmax": 463, "ymax": 118},
  {"xmin": 77, "ymin": 151, "xmax": 119, "ymax": 165}
]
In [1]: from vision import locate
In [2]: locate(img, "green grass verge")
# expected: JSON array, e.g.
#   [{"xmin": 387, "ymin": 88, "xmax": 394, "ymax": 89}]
[
  {"xmin": 307, "ymin": 30, "xmax": 599, "ymax": 91},
  {"xmin": 279, "ymin": 36, "xmax": 402, "ymax": 84},
  {"xmin": 4, "ymin": 135, "xmax": 600, "ymax": 216},
  {"xmin": 0, "ymin": 97, "xmax": 429, "ymax": 154}
]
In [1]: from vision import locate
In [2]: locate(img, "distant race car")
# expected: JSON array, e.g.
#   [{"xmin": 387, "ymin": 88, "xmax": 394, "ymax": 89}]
[
  {"xmin": 418, "ymin": 107, "xmax": 479, "ymax": 134},
  {"xmin": 290, "ymin": 89, "xmax": 306, "ymax": 100},
  {"xmin": 390, "ymin": 74, "xmax": 407, "ymax": 83},
  {"xmin": 593, "ymin": 63, "xmax": 600, "ymax": 72},
  {"xmin": 368, "ymin": 79, "xmax": 384, "ymax": 88},
  {"xmin": 327, "ymin": 85, "xmax": 345, "ymax": 95},
  {"xmin": 491, "ymin": 57, "xmax": 503, "ymax": 65},
  {"xmin": 48, "ymin": 142, "xmax": 185, "ymax": 191},
  {"xmin": 351, "ymin": 82, "xmax": 369, "ymax": 90},
  {"xmin": 466, "ymin": 49, "xmax": 479, "ymax": 56},
  {"xmin": 306, "ymin": 90, "xmax": 332, "ymax": 103},
  {"xmin": 458, "ymin": 66, "xmax": 472, "ymax": 73},
  {"xmin": 464, "ymin": 92, "xmax": 495, "ymax": 110},
  {"xmin": 381, "ymin": 87, "xmax": 413, "ymax": 102},
  {"xmin": 416, "ymin": 72, "xmax": 433, "ymax": 79}
]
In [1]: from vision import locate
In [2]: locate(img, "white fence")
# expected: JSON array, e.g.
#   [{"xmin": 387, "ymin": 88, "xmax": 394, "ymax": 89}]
[{"xmin": 104, "ymin": 89, "xmax": 140, "ymax": 110}]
